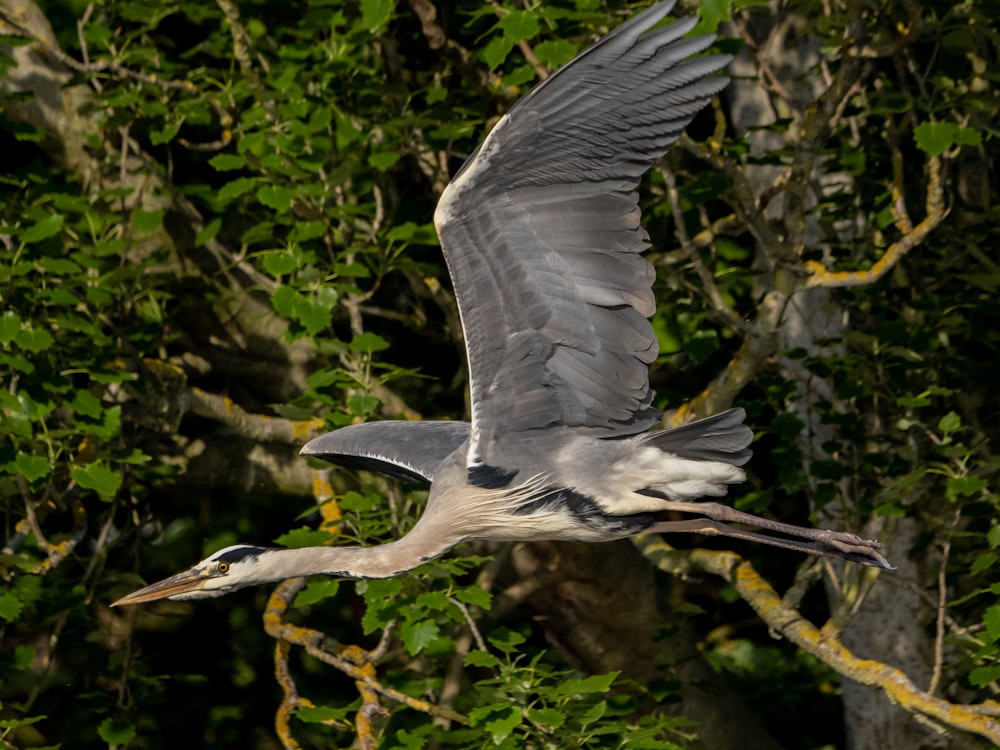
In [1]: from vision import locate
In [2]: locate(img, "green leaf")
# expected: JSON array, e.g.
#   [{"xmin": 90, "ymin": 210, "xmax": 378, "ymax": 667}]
[
  {"xmin": 15, "ymin": 327, "xmax": 54, "ymax": 353},
  {"xmin": 0, "ymin": 311, "xmax": 21, "ymax": 343},
  {"xmin": 580, "ymin": 700, "xmax": 607, "ymax": 726},
  {"xmin": 487, "ymin": 627, "xmax": 525, "ymax": 654},
  {"xmin": 482, "ymin": 35, "xmax": 514, "ymax": 70},
  {"xmin": 0, "ymin": 591, "xmax": 23, "ymax": 622},
  {"xmin": 297, "ymin": 298, "xmax": 332, "ymax": 336},
  {"xmin": 954, "ymin": 126, "xmax": 981, "ymax": 147},
  {"xmin": 360, "ymin": 0, "xmax": 394, "ymax": 31},
  {"xmin": 985, "ymin": 605, "xmax": 1000, "ymax": 642},
  {"xmin": 274, "ymin": 527, "xmax": 333, "ymax": 548},
  {"xmin": 133, "ymin": 209, "xmax": 165, "ymax": 233},
  {"xmin": 349, "ymin": 331, "xmax": 389, "ymax": 353},
  {"xmin": 455, "ymin": 586, "xmax": 492, "ymax": 610},
  {"xmin": 533, "ymin": 39, "xmax": 577, "ymax": 68},
  {"xmin": 368, "ymin": 151, "xmax": 400, "ymax": 171},
  {"xmin": 71, "ymin": 462, "xmax": 121, "ymax": 500},
  {"xmin": 464, "ymin": 650, "xmax": 501, "ymax": 668},
  {"xmin": 970, "ymin": 664, "xmax": 1000, "ymax": 688},
  {"xmin": 988, "ymin": 525, "xmax": 1000, "ymax": 549},
  {"xmin": 554, "ymin": 672, "xmax": 618, "ymax": 696},
  {"xmin": 150, "ymin": 121, "xmax": 179, "ymax": 145},
  {"xmin": 527, "ymin": 707, "xmax": 565, "ymax": 728},
  {"xmin": 946, "ymin": 476, "xmax": 988, "ymax": 502},
  {"xmin": 261, "ymin": 252, "xmax": 298, "ymax": 276},
  {"xmin": 15, "ymin": 453, "xmax": 51, "ymax": 482},
  {"xmin": 218, "ymin": 177, "xmax": 257, "ymax": 203},
  {"xmin": 19, "ymin": 214, "xmax": 64, "ymax": 244},
  {"xmin": 196, "ymin": 217, "xmax": 222, "ymax": 246},
  {"xmin": 71, "ymin": 390, "xmax": 104, "ymax": 419},
  {"xmin": 969, "ymin": 552, "xmax": 998, "ymax": 575},
  {"xmin": 400, "ymin": 618, "xmax": 438, "ymax": 655},
  {"xmin": 694, "ymin": 0, "xmax": 733, "ymax": 33},
  {"xmin": 293, "ymin": 578, "xmax": 341, "ymax": 607},
  {"xmin": 12, "ymin": 645, "xmax": 35, "ymax": 670},
  {"xmin": 937, "ymin": 411, "xmax": 961, "ymax": 434},
  {"xmin": 485, "ymin": 705, "xmax": 521, "ymax": 742},
  {"xmin": 258, "ymin": 185, "xmax": 292, "ymax": 212},
  {"xmin": 97, "ymin": 718, "xmax": 137, "ymax": 745},
  {"xmin": 360, "ymin": 577, "xmax": 404, "ymax": 599},
  {"xmin": 914, "ymin": 121, "xmax": 958, "ymax": 157},
  {"xmin": 499, "ymin": 10, "xmax": 540, "ymax": 43},
  {"xmin": 347, "ymin": 393, "xmax": 379, "ymax": 417},
  {"xmin": 209, "ymin": 153, "xmax": 247, "ymax": 171}
]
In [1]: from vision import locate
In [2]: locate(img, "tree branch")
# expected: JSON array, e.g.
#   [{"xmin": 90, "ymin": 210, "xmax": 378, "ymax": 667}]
[
  {"xmin": 636, "ymin": 535, "xmax": 1000, "ymax": 746},
  {"xmin": 804, "ymin": 155, "xmax": 946, "ymax": 288}
]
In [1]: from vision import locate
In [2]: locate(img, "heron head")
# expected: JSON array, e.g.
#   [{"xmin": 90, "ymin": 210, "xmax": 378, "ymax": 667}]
[{"xmin": 112, "ymin": 545, "xmax": 271, "ymax": 605}]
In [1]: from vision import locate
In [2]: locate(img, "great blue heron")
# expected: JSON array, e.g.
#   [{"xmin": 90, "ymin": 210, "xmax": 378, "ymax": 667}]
[{"xmin": 114, "ymin": 2, "xmax": 890, "ymax": 607}]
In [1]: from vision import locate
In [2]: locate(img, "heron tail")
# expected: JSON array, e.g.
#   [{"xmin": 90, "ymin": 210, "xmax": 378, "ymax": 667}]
[{"xmin": 644, "ymin": 407, "xmax": 753, "ymax": 467}]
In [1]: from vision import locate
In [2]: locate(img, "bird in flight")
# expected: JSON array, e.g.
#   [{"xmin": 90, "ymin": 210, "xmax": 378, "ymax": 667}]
[{"xmin": 114, "ymin": 1, "xmax": 890, "ymax": 607}]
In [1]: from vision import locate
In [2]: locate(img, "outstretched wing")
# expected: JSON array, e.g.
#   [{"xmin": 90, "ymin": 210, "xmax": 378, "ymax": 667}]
[
  {"xmin": 434, "ymin": 1, "xmax": 730, "ymax": 468},
  {"xmin": 301, "ymin": 421, "xmax": 470, "ymax": 482}
]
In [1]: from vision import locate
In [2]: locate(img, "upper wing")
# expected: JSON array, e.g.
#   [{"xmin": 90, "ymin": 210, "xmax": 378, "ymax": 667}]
[
  {"xmin": 300, "ymin": 420, "xmax": 470, "ymax": 482},
  {"xmin": 433, "ymin": 1, "xmax": 730, "ymax": 467}
]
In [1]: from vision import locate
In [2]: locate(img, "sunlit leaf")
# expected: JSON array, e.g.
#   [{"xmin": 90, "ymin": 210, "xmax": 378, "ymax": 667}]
[{"xmin": 71, "ymin": 462, "xmax": 121, "ymax": 500}]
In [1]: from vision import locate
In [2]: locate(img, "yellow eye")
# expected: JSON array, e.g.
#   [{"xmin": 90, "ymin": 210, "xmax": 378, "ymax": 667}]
[{"xmin": 217, "ymin": 562, "xmax": 230, "ymax": 574}]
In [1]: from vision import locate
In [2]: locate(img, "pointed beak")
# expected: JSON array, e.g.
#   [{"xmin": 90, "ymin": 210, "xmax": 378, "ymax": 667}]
[{"xmin": 112, "ymin": 569, "xmax": 208, "ymax": 606}]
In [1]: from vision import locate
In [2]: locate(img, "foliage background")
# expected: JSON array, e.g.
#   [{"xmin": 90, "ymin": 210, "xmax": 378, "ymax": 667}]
[{"xmin": 1, "ymin": 0, "xmax": 998, "ymax": 748}]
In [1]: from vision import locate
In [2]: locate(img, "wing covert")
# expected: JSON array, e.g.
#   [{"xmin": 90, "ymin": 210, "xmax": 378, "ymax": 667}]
[{"xmin": 301, "ymin": 421, "xmax": 470, "ymax": 483}]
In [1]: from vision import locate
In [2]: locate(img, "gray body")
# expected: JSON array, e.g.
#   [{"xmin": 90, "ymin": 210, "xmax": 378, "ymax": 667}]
[{"xmin": 114, "ymin": 2, "xmax": 890, "ymax": 608}]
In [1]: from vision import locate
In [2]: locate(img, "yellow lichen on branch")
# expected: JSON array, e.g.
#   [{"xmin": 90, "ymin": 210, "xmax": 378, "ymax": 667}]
[
  {"xmin": 185, "ymin": 386, "xmax": 324, "ymax": 443},
  {"xmin": 804, "ymin": 155, "xmax": 945, "ymax": 289},
  {"xmin": 635, "ymin": 536, "xmax": 1000, "ymax": 746}
]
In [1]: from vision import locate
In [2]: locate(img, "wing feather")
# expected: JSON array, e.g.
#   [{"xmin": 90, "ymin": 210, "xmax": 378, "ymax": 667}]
[{"xmin": 434, "ymin": 1, "xmax": 730, "ymax": 466}]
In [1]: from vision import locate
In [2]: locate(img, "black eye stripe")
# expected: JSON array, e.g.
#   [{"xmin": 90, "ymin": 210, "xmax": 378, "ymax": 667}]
[{"xmin": 211, "ymin": 546, "xmax": 268, "ymax": 565}]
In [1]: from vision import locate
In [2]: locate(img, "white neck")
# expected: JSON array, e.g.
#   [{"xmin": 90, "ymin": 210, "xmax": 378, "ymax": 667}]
[{"xmin": 255, "ymin": 515, "xmax": 465, "ymax": 581}]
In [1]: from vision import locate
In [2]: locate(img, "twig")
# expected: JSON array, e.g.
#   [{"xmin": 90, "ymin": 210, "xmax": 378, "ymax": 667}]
[
  {"xmin": 450, "ymin": 597, "xmax": 488, "ymax": 652},
  {"xmin": 660, "ymin": 166, "xmax": 747, "ymax": 334},
  {"xmin": 929, "ymin": 508, "xmax": 960, "ymax": 696}
]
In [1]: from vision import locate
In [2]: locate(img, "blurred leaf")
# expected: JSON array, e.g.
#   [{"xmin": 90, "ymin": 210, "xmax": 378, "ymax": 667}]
[
  {"xmin": 209, "ymin": 153, "xmax": 247, "ymax": 171},
  {"xmin": 15, "ymin": 453, "xmax": 51, "ymax": 482},
  {"xmin": 0, "ymin": 311, "xmax": 21, "ymax": 343},
  {"xmin": 464, "ymin": 650, "xmax": 501, "ymax": 668},
  {"xmin": 361, "ymin": 0, "xmax": 394, "ymax": 31},
  {"xmin": 97, "ymin": 718, "xmax": 136, "ymax": 745},
  {"xmin": 499, "ymin": 10, "xmax": 540, "ymax": 42},
  {"xmin": 134, "ymin": 209, "xmax": 164, "ymax": 233},
  {"xmin": 19, "ymin": 214, "xmax": 63, "ymax": 244}
]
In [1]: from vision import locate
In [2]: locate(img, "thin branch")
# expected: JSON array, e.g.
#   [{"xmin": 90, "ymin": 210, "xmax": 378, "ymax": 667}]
[
  {"xmin": 929, "ymin": 508, "xmax": 960, "ymax": 696},
  {"xmin": 660, "ymin": 166, "xmax": 747, "ymax": 334}
]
